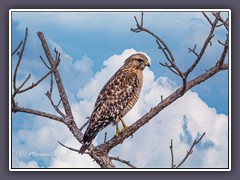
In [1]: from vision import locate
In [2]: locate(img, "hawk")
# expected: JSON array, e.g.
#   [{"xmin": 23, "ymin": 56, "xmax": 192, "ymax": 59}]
[{"xmin": 79, "ymin": 53, "xmax": 150, "ymax": 154}]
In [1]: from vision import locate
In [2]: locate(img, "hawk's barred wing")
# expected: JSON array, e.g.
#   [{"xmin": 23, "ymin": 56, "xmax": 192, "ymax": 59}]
[{"xmin": 82, "ymin": 70, "xmax": 141, "ymax": 145}]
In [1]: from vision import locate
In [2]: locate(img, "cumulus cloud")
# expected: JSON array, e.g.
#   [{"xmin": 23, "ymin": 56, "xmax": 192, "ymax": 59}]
[
  {"xmin": 72, "ymin": 48, "xmax": 228, "ymax": 168},
  {"xmin": 11, "ymin": 48, "xmax": 228, "ymax": 169},
  {"xmin": 49, "ymin": 138, "xmax": 99, "ymax": 168}
]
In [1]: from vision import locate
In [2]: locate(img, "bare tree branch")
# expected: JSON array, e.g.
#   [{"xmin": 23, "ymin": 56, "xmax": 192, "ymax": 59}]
[
  {"xmin": 175, "ymin": 132, "xmax": 206, "ymax": 168},
  {"xmin": 98, "ymin": 12, "xmax": 228, "ymax": 154},
  {"xmin": 16, "ymin": 70, "xmax": 54, "ymax": 94},
  {"xmin": 13, "ymin": 27, "xmax": 28, "ymax": 92},
  {"xmin": 58, "ymin": 141, "xmax": 81, "ymax": 153},
  {"xmin": 184, "ymin": 12, "xmax": 220, "ymax": 77},
  {"xmin": 109, "ymin": 156, "xmax": 137, "ymax": 168},
  {"xmin": 212, "ymin": 12, "xmax": 228, "ymax": 30},
  {"xmin": 12, "ymin": 11, "xmax": 228, "ymax": 168},
  {"xmin": 98, "ymin": 62, "xmax": 227, "ymax": 153},
  {"xmin": 12, "ymin": 103, "xmax": 63, "ymax": 122},
  {"xmin": 37, "ymin": 32, "xmax": 73, "ymax": 119},
  {"xmin": 217, "ymin": 36, "xmax": 229, "ymax": 67},
  {"xmin": 188, "ymin": 44, "xmax": 200, "ymax": 58},
  {"xmin": 104, "ymin": 132, "xmax": 107, "ymax": 143},
  {"xmin": 17, "ymin": 74, "xmax": 31, "ymax": 90},
  {"xmin": 169, "ymin": 139, "xmax": 175, "ymax": 168},
  {"xmin": 45, "ymin": 72, "xmax": 65, "ymax": 118},
  {"xmin": 202, "ymin": 12, "xmax": 213, "ymax": 26},
  {"xmin": 12, "ymin": 29, "xmax": 116, "ymax": 168},
  {"xmin": 79, "ymin": 118, "xmax": 89, "ymax": 131},
  {"xmin": 39, "ymin": 55, "xmax": 50, "ymax": 69},
  {"xmin": 12, "ymin": 41, "xmax": 23, "ymax": 56}
]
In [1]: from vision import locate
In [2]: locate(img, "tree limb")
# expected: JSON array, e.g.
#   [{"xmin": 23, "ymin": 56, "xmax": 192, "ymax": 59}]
[
  {"xmin": 12, "ymin": 11, "xmax": 228, "ymax": 168},
  {"xmin": 184, "ymin": 12, "xmax": 220, "ymax": 77},
  {"xmin": 12, "ymin": 103, "xmax": 63, "ymax": 122},
  {"xmin": 37, "ymin": 32, "xmax": 73, "ymax": 119}
]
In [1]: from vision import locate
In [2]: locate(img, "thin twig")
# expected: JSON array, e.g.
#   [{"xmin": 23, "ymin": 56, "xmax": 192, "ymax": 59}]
[
  {"xmin": 202, "ymin": 12, "xmax": 213, "ymax": 26},
  {"xmin": 45, "ymin": 72, "xmax": 65, "ymax": 118},
  {"xmin": 13, "ymin": 27, "xmax": 28, "ymax": 92},
  {"xmin": 132, "ymin": 14, "xmax": 185, "ymax": 82},
  {"xmin": 17, "ymin": 74, "xmax": 31, "ymax": 90},
  {"xmin": 39, "ymin": 55, "xmax": 50, "ymax": 69},
  {"xmin": 17, "ymin": 70, "xmax": 53, "ymax": 94},
  {"xmin": 176, "ymin": 132, "xmax": 206, "ymax": 168},
  {"xmin": 218, "ymin": 39, "xmax": 226, "ymax": 46},
  {"xmin": 58, "ymin": 141, "xmax": 80, "ymax": 153},
  {"xmin": 45, "ymin": 92, "xmax": 65, "ymax": 118},
  {"xmin": 216, "ymin": 36, "xmax": 228, "ymax": 67},
  {"xmin": 12, "ymin": 41, "xmax": 23, "ymax": 56},
  {"xmin": 54, "ymin": 48, "xmax": 61, "ymax": 67},
  {"xmin": 185, "ymin": 12, "xmax": 220, "ymax": 77},
  {"xmin": 56, "ymin": 99, "xmax": 62, "ymax": 107},
  {"xmin": 79, "ymin": 118, "xmax": 90, "ymax": 131},
  {"xmin": 169, "ymin": 139, "xmax": 175, "ymax": 168},
  {"xmin": 212, "ymin": 12, "xmax": 228, "ymax": 30},
  {"xmin": 109, "ymin": 156, "xmax": 137, "ymax": 168},
  {"xmin": 104, "ymin": 132, "xmax": 107, "ymax": 143}
]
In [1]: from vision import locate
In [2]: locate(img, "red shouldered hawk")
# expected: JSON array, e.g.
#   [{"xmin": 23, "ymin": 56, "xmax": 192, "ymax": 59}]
[{"xmin": 79, "ymin": 53, "xmax": 150, "ymax": 154}]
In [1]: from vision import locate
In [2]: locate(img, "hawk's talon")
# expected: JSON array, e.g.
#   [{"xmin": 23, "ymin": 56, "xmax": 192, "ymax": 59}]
[
  {"xmin": 115, "ymin": 130, "xmax": 121, "ymax": 137},
  {"xmin": 115, "ymin": 123, "xmax": 120, "ymax": 137},
  {"xmin": 121, "ymin": 126, "xmax": 128, "ymax": 133}
]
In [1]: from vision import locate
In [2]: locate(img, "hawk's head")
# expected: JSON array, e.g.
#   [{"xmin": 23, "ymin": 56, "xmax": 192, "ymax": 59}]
[{"xmin": 124, "ymin": 53, "xmax": 150, "ymax": 71}]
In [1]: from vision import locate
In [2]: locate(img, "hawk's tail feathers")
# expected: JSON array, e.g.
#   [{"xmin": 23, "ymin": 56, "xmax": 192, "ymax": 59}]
[{"xmin": 79, "ymin": 141, "xmax": 91, "ymax": 155}]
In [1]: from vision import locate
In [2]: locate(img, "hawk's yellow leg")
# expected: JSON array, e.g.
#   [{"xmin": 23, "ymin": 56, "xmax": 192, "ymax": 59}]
[
  {"xmin": 120, "ymin": 117, "xmax": 128, "ymax": 133},
  {"xmin": 115, "ymin": 123, "xmax": 121, "ymax": 137}
]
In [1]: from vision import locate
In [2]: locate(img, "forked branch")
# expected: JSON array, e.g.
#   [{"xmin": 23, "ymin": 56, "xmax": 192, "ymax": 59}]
[{"xmin": 170, "ymin": 132, "xmax": 206, "ymax": 168}]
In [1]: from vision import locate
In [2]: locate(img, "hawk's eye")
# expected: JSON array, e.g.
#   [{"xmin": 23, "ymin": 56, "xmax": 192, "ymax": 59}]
[{"xmin": 137, "ymin": 58, "xmax": 144, "ymax": 63}]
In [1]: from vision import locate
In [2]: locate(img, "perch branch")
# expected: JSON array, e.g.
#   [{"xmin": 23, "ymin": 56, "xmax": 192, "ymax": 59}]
[
  {"xmin": 98, "ymin": 62, "xmax": 227, "ymax": 152},
  {"xmin": 97, "ymin": 12, "xmax": 228, "ymax": 154}
]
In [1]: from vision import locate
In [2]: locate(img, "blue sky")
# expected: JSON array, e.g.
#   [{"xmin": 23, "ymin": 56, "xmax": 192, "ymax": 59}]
[{"xmin": 11, "ymin": 10, "xmax": 229, "ymax": 169}]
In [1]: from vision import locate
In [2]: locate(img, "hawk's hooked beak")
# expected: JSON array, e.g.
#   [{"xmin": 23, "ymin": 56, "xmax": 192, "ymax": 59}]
[{"xmin": 145, "ymin": 60, "xmax": 150, "ymax": 67}]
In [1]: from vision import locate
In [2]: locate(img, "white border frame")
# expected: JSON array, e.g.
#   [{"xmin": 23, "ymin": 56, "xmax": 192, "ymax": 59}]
[{"xmin": 9, "ymin": 9, "xmax": 231, "ymax": 171}]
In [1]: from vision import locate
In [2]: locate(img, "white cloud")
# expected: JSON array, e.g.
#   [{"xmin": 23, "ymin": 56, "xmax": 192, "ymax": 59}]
[
  {"xmin": 49, "ymin": 138, "xmax": 99, "ymax": 168},
  {"xmin": 73, "ymin": 48, "xmax": 228, "ymax": 168},
  {"xmin": 12, "ymin": 48, "xmax": 228, "ymax": 169},
  {"xmin": 13, "ymin": 159, "xmax": 40, "ymax": 168}
]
